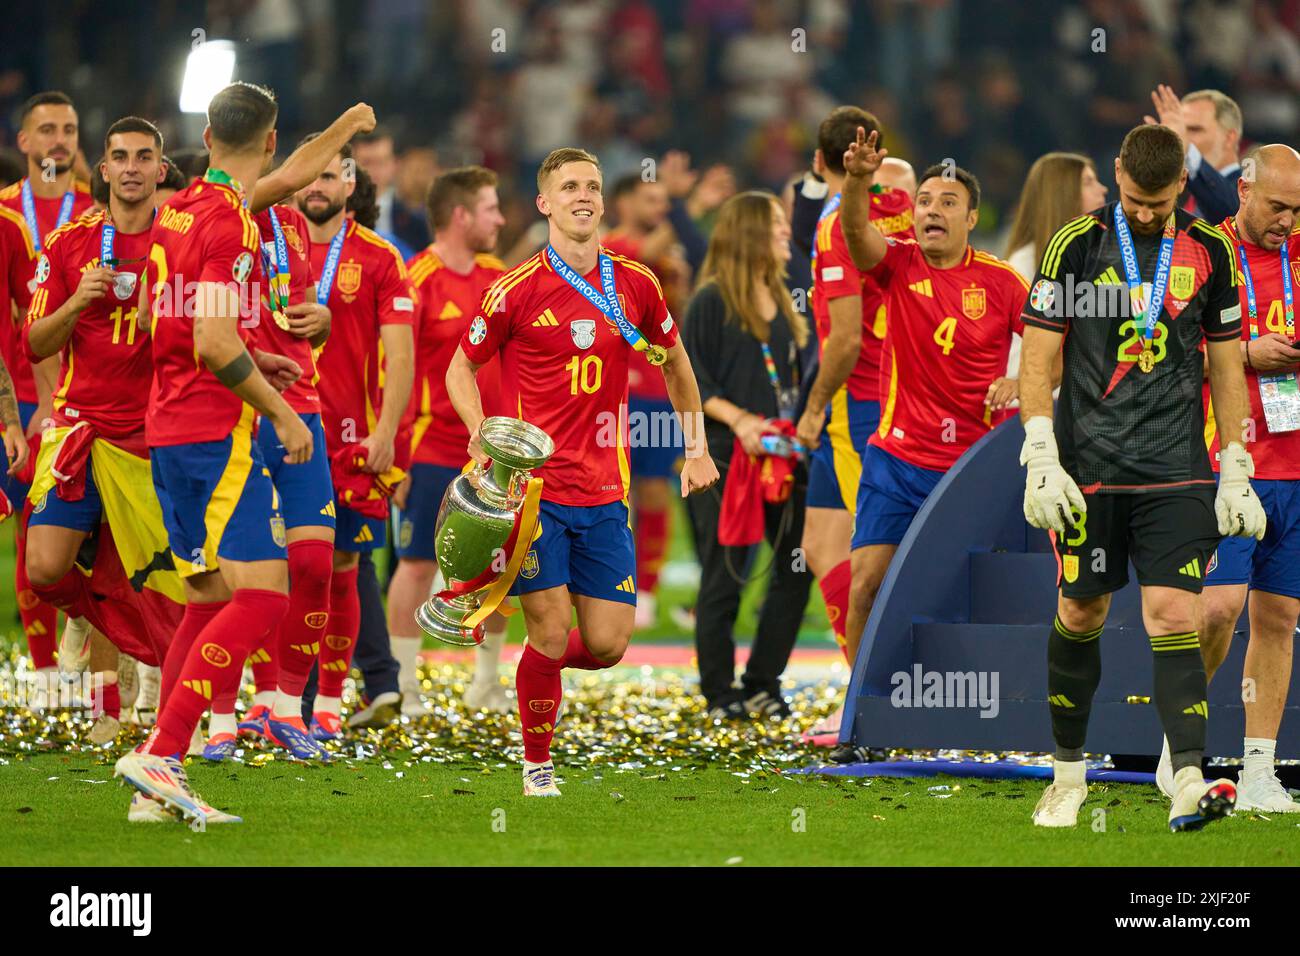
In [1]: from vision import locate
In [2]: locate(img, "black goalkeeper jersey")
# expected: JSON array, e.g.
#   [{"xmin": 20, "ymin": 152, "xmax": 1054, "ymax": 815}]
[{"xmin": 1021, "ymin": 201, "xmax": 1241, "ymax": 493}]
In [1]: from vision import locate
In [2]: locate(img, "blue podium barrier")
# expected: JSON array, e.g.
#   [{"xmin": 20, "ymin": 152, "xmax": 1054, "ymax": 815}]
[{"xmin": 841, "ymin": 419, "xmax": 1298, "ymax": 758}]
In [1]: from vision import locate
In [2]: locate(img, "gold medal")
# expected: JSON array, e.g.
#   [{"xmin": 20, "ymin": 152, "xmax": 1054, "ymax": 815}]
[
  {"xmin": 645, "ymin": 344, "xmax": 668, "ymax": 366},
  {"xmin": 1138, "ymin": 347, "xmax": 1155, "ymax": 373},
  {"xmin": 273, "ymin": 309, "xmax": 291, "ymax": 331}
]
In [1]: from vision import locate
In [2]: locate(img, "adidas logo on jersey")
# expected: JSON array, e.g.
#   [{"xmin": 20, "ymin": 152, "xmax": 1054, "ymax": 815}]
[
  {"xmin": 183, "ymin": 679, "xmax": 212, "ymax": 700},
  {"xmin": 615, "ymin": 576, "xmax": 635, "ymax": 594},
  {"xmin": 439, "ymin": 301, "xmax": 463, "ymax": 320},
  {"xmin": 1178, "ymin": 558, "xmax": 1202, "ymax": 578},
  {"xmin": 1095, "ymin": 266, "xmax": 1121, "ymax": 285},
  {"xmin": 320, "ymin": 501, "xmax": 336, "ymax": 518},
  {"xmin": 908, "ymin": 279, "xmax": 933, "ymax": 297},
  {"xmin": 354, "ymin": 525, "xmax": 374, "ymax": 544},
  {"xmin": 532, "ymin": 308, "xmax": 560, "ymax": 327}
]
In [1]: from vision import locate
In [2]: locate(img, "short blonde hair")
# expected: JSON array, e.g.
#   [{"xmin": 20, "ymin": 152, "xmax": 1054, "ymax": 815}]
[
  {"xmin": 1183, "ymin": 89, "xmax": 1243, "ymax": 135},
  {"xmin": 536, "ymin": 147, "xmax": 600, "ymax": 193}
]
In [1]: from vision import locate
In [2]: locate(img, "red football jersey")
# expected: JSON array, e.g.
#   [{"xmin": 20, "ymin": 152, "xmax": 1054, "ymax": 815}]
[
  {"xmin": 460, "ymin": 247, "xmax": 678, "ymax": 506},
  {"xmin": 1204, "ymin": 217, "xmax": 1300, "ymax": 479},
  {"xmin": 309, "ymin": 221, "xmax": 416, "ymax": 457},
  {"xmin": 145, "ymin": 175, "xmax": 262, "ymax": 447},
  {"xmin": 0, "ymin": 207, "xmax": 36, "ymax": 403},
  {"xmin": 251, "ymin": 205, "xmax": 319, "ymax": 414},
  {"xmin": 813, "ymin": 186, "xmax": 915, "ymax": 403},
  {"xmin": 600, "ymin": 233, "xmax": 673, "ymax": 402},
  {"xmin": 869, "ymin": 240, "xmax": 1028, "ymax": 471},
  {"xmin": 404, "ymin": 246, "xmax": 506, "ymax": 467},
  {"xmin": 24, "ymin": 211, "xmax": 152, "ymax": 438}
]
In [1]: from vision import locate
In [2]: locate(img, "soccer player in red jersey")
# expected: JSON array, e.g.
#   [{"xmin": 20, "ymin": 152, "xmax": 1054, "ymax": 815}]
[
  {"xmin": 115, "ymin": 82, "xmax": 313, "ymax": 825},
  {"xmin": 22, "ymin": 118, "xmax": 170, "ymax": 752},
  {"xmin": 389, "ymin": 166, "xmax": 507, "ymax": 717},
  {"xmin": 448, "ymin": 147, "xmax": 718, "ymax": 796},
  {"xmin": 794, "ymin": 107, "xmax": 915, "ymax": 738},
  {"xmin": 835, "ymin": 129, "xmax": 1028, "ymax": 757},
  {"xmin": 295, "ymin": 140, "xmax": 415, "ymax": 740},
  {"xmin": 0, "ymin": 91, "xmax": 95, "ymax": 685},
  {"xmin": 602, "ymin": 175, "xmax": 687, "ymax": 631},
  {"xmin": 1194, "ymin": 144, "xmax": 1300, "ymax": 812}
]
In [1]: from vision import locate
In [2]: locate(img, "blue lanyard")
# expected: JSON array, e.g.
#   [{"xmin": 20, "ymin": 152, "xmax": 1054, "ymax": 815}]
[
  {"xmin": 22, "ymin": 179, "xmax": 75, "ymax": 252},
  {"xmin": 1113, "ymin": 204, "xmax": 1176, "ymax": 346},
  {"xmin": 811, "ymin": 192, "xmax": 842, "ymax": 268},
  {"xmin": 100, "ymin": 217, "xmax": 115, "ymax": 268},
  {"xmin": 261, "ymin": 207, "xmax": 291, "ymax": 311},
  {"xmin": 315, "ymin": 223, "xmax": 348, "ymax": 307},
  {"xmin": 545, "ymin": 244, "xmax": 653, "ymax": 356},
  {"xmin": 1238, "ymin": 237, "xmax": 1293, "ymax": 340}
]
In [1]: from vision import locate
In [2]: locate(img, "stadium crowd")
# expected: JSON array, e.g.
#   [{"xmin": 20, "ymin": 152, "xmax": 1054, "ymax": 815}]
[{"xmin": 0, "ymin": 2, "xmax": 1296, "ymax": 833}]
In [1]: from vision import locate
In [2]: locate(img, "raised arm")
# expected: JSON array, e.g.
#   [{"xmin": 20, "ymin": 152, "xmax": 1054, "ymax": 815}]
[
  {"xmin": 250, "ymin": 103, "xmax": 376, "ymax": 214},
  {"xmin": 838, "ymin": 127, "xmax": 890, "ymax": 273}
]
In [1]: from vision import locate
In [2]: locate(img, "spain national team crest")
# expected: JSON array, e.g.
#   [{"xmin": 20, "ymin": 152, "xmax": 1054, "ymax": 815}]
[
  {"xmin": 399, "ymin": 518, "xmax": 413, "ymax": 549},
  {"xmin": 1169, "ymin": 266, "xmax": 1196, "ymax": 301},
  {"xmin": 282, "ymin": 223, "xmax": 304, "ymax": 255},
  {"xmin": 338, "ymin": 260, "xmax": 363, "ymax": 296},
  {"xmin": 270, "ymin": 515, "xmax": 287, "ymax": 548},
  {"xmin": 570, "ymin": 319, "xmax": 596, "ymax": 349},
  {"xmin": 1062, "ymin": 554, "xmax": 1079, "ymax": 584},
  {"xmin": 521, "ymin": 550, "xmax": 539, "ymax": 579},
  {"xmin": 961, "ymin": 287, "xmax": 986, "ymax": 320}
]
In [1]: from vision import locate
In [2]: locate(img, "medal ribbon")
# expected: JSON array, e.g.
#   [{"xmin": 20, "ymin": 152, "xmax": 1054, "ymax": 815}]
[
  {"xmin": 1238, "ymin": 237, "xmax": 1293, "ymax": 341},
  {"xmin": 202, "ymin": 168, "xmax": 245, "ymax": 196},
  {"xmin": 100, "ymin": 217, "xmax": 115, "ymax": 272},
  {"xmin": 1113, "ymin": 204, "xmax": 1176, "ymax": 349},
  {"xmin": 315, "ymin": 223, "xmax": 348, "ymax": 307},
  {"xmin": 260, "ymin": 206, "xmax": 291, "ymax": 313},
  {"xmin": 545, "ymin": 244, "xmax": 656, "ymax": 357},
  {"xmin": 22, "ymin": 179, "xmax": 75, "ymax": 252}
]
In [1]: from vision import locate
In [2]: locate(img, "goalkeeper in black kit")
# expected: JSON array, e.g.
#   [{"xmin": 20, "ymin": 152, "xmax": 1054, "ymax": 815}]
[{"xmin": 1015, "ymin": 125, "xmax": 1266, "ymax": 832}]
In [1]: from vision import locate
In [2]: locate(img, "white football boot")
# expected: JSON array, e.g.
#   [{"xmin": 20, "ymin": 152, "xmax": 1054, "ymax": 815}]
[
  {"xmin": 1032, "ymin": 758, "xmax": 1088, "ymax": 827},
  {"xmin": 1234, "ymin": 770, "xmax": 1299, "ymax": 813},
  {"xmin": 1168, "ymin": 766, "xmax": 1236, "ymax": 831},
  {"xmin": 1155, "ymin": 737, "xmax": 1176, "ymax": 798},
  {"xmin": 523, "ymin": 760, "xmax": 562, "ymax": 797},
  {"xmin": 117, "ymin": 656, "xmax": 139, "ymax": 712},
  {"xmin": 464, "ymin": 679, "xmax": 512, "ymax": 714},
  {"xmin": 115, "ymin": 751, "xmax": 241, "ymax": 825},
  {"xmin": 128, "ymin": 792, "xmax": 180, "ymax": 823},
  {"xmin": 88, "ymin": 714, "xmax": 121, "ymax": 746},
  {"xmin": 132, "ymin": 665, "xmax": 160, "ymax": 726}
]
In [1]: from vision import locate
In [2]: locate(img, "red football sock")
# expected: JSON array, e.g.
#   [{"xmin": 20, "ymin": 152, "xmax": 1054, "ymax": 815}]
[
  {"xmin": 316, "ymin": 565, "xmax": 360, "ymax": 699},
  {"xmin": 91, "ymin": 677, "xmax": 120, "ymax": 721},
  {"xmin": 820, "ymin": 559, "xmax": 852, "ymax": 660},
  {"xmin": 159, "ymin": 600, "xmax": 228, "ymax": 711},
  {"xmin": 517, "ymin": 643, "xmax": 563, "ymax": 763},
  {"xmin": 561, "ymin": 627, "xmax": 616, "ymax": 670},
  {"xmin": 635, "ymin": 505, "xmax": 669, "ymax": 594},
  {"xmin": 16, "ymin": 525, "xmax": 58, "ymax": 669},
  {"xmin": 148, "ymin": 589, "xmax": 288, "ymax": 757},
  {"xmin": 277, "ymin": 539, "xmax": 333, "ymax": 697}
]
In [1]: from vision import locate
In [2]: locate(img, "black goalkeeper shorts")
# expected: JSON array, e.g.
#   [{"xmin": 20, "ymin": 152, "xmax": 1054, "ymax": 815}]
[{"xmin": 1050, "ymin": 489, "xmax": 1222, "ymax": 598}]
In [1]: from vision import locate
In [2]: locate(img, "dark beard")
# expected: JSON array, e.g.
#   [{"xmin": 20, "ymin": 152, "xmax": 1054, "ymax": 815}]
[{"xmin": 299, "ymin": 198, "xmax": 344, "ymax": 225}]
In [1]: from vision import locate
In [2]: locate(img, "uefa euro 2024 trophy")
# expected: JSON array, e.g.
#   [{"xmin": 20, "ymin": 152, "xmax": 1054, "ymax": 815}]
[{"xmin": 415, "ymin": 416, "xmax": 554, "ymax": 646}]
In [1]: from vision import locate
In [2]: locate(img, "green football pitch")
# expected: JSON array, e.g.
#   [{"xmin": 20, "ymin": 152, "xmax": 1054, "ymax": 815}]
[{"xmin": 0, "ymin": 503, "xmax": 1295, "ymax": 866}]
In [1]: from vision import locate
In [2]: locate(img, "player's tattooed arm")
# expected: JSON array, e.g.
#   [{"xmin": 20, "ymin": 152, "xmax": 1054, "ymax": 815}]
[
  {"xmin": 839, "ymin": 127, "xmax": 889, "ymax": 272},
  {"xmin": 446, "ymin": 345, "xmax": 488, "ymax": 466},
  {"xmin": 249, "ymin": 103, "xmax": 377, "ymax": 213},
  {"xmin": 0, "ymin": 357, "xmax": 22, "ymax": 430},
  {"xmin": 0, "ymin": 356, "xmax": 27, "ymax": 477}
]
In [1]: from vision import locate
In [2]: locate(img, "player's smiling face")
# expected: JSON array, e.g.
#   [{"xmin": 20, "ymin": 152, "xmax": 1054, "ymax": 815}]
[
  {"xmin": 914, "ymin": 177, "xmax": 977, "ymax": 259},
  {"xmin": 102, "ymin": 131, "xmax": 162, "ymax": 208},
  {"xmin": 20, "ymin": 103, "xmax": 78, "ymax": 175},
  {"xmin": 538, "ymin": 161, "xmax": 603, "ymax": 240}
]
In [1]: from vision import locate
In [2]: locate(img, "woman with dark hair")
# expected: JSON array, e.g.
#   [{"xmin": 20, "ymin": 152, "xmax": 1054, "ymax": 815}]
[{"xmin": 682, "ymin": 191, "xmax": 814, "ymax": 720}]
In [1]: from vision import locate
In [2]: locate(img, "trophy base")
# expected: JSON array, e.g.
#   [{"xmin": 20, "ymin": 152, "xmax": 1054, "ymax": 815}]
[{"xmin": 415, "ymin": 598, "xmax": 484, "ymax": 647}]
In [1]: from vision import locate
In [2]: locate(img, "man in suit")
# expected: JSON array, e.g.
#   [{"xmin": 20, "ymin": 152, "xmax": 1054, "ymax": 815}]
[{"xmin": 1147, "ymin": 85, "xmax": 1243, "ymax": 225}]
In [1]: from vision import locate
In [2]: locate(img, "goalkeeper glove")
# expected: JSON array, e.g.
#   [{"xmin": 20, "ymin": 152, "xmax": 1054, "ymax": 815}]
[
  {"xmin": 1215, "ymin": 442, "xmax": 1267, "ymax": 539},
  {"xmin": 1020, "ymin": 416, "xmax": 1086, "ymax": 533}
]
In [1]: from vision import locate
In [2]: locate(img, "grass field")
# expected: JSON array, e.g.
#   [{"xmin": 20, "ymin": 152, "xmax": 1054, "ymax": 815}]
[{"xmin": 0, "ymin": 503, "xmax": 1295, "ymax": 867}]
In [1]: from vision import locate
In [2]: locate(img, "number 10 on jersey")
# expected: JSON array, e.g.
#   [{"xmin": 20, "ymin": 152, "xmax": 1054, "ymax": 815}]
[{"xmin": 566, "ymin": 354, "xmax": 602, "ymax": 395}]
